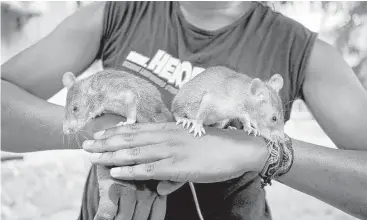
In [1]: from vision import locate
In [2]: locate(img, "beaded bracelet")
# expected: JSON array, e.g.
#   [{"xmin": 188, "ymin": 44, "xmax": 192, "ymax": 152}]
[{"xmin": 259, "ymin": 134, "xmax": 294, "ymax": 188}]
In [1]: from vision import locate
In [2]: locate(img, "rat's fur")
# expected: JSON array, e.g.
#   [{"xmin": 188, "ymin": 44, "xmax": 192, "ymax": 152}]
[
  {"xmin": 63, "ymin": 69, "xmax": 173, "ymax": 134},
  {"xmin": 172, "ymin": 66, "xmax": 285, "ymax": 142},
  {"xmin": 62, "ymin": 69, "xmax": 173, "ymax": 220}
]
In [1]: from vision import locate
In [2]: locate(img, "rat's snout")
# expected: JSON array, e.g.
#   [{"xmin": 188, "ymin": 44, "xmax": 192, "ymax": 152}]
[{"xmin": 273, "ymin": 130, "xmax": 285, "ymax": 143}]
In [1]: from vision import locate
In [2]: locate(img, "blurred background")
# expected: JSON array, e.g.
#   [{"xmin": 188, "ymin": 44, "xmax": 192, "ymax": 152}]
[{"xmin": 1, "ymin": 1, "xmax": 366, "ymax": 220}]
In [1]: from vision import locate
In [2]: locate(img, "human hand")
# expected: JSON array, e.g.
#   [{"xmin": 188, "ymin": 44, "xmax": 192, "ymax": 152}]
[
  {"xmin": 93, "ymin": 177, "xmax": 167, "ymax": 220},
  {"xmin": 82, "ymin": 122, "xmax": 270, "ymax": 184},
  {"xmin": 80, "ymin": 114, "xmax": 174, "ymax": 220},
  {"xmin": 114, "ymin": 185, "xmax": 167, "ymax": 220}
]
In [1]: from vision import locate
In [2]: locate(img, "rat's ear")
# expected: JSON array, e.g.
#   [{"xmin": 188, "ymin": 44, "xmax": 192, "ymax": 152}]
[
  {"xmin": 62, "ymin": 72, "xmax": 76, "ymax": 90},
  {"xmin": 250, "ymin": 78, "xmax": 267, "ymax": 99},
  {"xmin": 268, "ymin": 74, "xmax": 283, "ymax": 92}
]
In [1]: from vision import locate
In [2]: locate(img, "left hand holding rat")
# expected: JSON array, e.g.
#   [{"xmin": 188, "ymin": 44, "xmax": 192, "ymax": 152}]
[
  {"xmin": 82, "ymin": 122, "xmax": 270, "ymax": 186},
  {"xmin": 82, "ymin": 114, "xmax": 168, "ymax": 220}
]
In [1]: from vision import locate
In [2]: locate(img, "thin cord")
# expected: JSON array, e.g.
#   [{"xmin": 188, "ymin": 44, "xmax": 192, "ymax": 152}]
[{"xmin": 189, "ymin": 182, "xmax": 205, "ymax": 220}]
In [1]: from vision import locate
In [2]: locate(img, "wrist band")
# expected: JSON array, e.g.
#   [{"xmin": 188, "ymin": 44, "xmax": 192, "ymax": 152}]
[
  {"xmin": 259, "ymin": 139, "xmax": 282, "ymax": 188},
  {"xmin": 259, "ymin": 134, "xmax": 293, "ymax": 188},
  {"xmin": 274, "ymin": 135, "xmax": 294, "ymax": 179}
]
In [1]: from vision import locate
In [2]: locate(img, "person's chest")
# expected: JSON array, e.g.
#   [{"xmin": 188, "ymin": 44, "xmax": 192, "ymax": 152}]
[{"xmin": 101, "ymin": 2, "xmax": 292, "ymax": 115}]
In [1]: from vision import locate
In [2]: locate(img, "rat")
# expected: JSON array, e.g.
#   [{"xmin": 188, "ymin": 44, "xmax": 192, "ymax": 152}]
[
  {"xmin": 62, "ymin": 69, "xmax": 205, "ymax": 220},
  {"xmin": 171, "ymin": 66, "xmax": 285, "ymax": 143}
]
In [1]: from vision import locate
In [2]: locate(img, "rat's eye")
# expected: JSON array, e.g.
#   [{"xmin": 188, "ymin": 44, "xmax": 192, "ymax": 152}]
[
  {"xmin": 72, "ymin": 106, "xmax": 78, "ymax": 112},
  {"xmin": 272, "ymin": 116, "xmax": 277, "ymax": 122}
]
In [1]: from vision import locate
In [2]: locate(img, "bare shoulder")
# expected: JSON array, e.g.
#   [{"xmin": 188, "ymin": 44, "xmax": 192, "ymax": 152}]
[
  {"xmin": 301, "ymin": 38, "xmax": 367, "ymax": 150},
  {"xmin": 302, "ymin": 37, "xmax": 366, "ymax": 102},
  {"xmin": 304, "ymin": 39, "xmax": 357, "ymax": 83},
  {"xmin": 1, "ymin": 2, "xmax": 106, "ymax": 100}
]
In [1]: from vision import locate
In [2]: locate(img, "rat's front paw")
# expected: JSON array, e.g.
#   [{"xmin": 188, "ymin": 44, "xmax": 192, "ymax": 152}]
[
  {"xmin": 243, "ymin": 124, "xmax": 259, "ymax": 136},
  {"xmin": 189, "ymin": 122, "xmax": 206, "ymax": 138},
  {"xmin": 227, "ymin": 126, "xmax": 238, "ymax": 130},
  {"xmin": 176, "ymin": 118, "xmax": 206, "ymax": 137},
  {"xmin": 176, "ymin": 117, "xmax": 195, "ymax": 129},
  {"xmin": 116, "ymin": 119, "xmax": 136, "ymax": 127}
]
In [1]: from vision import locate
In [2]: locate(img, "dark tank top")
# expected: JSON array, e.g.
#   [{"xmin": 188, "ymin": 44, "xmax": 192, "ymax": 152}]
[{"xmin": 79, "ymin": 2, "xmax": 318, "ymax": 220}]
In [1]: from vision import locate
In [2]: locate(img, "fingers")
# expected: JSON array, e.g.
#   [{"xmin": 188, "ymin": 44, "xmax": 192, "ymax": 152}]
[
  {"xmin": 94, "ymin": 122, "xmax": 178, "ymax": 139},
  {"xmin": 94, "ymin": 182, "xmax": 120, "ymax": 220},
  {"xmin": 114, "ymin": 187, "xmax": 137, "ymax": 220},
  {"xmin": 132, "ymin": 190, "xmax": 157, "ymax": 220},
  {"xmin": 149, "ymin": 195, "xmax": 167, "ymax": 220},
  {"xmin": 110, "ymin": 159, "xmax": 173, "ymax": 181},
  {"xmin": 156, "ymin": 181, "xmax": 186, "ymax": 196},
  {"xmin": 89, "ymin": 143, "xmax": 171, "ymax": 166},
  {"xmin": 83, "ymin": 131, "xmax": 168, "ymax": 153}
]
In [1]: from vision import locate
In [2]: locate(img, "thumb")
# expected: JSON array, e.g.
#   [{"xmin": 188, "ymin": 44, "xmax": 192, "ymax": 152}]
[{"xmin": 156, "ymin": 181, "xmax": 186, "ymax": 196}]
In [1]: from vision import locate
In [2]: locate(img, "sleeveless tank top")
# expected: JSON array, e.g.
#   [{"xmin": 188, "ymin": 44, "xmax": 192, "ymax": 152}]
[
  {"xmin": 97, "ymin": 1, "xmax": 317, "ymax": 121},
  {"xmin": 79, "ymin": 2, "xmax": 318, "ymax": 220}
]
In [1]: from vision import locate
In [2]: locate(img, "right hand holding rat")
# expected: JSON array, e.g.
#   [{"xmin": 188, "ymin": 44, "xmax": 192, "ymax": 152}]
[{"xmin": 81, "ymin": 114, "xmax": 179, "ymax": 220}]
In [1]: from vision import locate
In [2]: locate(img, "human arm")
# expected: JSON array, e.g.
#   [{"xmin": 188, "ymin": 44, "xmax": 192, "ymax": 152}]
[
  {"xmin": 276, "ymin": 39, "xmax": 367, "ymax": 218},
  {"xmin": 83, "ymin": 120, "xmax": 367, "ymax": 218},
  {"xmin": 1, "ymin": 2, "xmax": 105, "ymax": 152},
  {"xmin": 83, "ymin": 38, "xmax": 367, "ymax": 217},
  {"xmin": 81, "ymin": 38, "xmax": 367, "ymax": 218}
]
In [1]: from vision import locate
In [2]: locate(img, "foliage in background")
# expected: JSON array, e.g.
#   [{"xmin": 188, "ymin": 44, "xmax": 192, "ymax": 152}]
[
  {"xmin": 266, "ymin": 1, "xmax": 367, "ymax": 90},
  {"xmin": 1, "ymin": 1, "xmax": 42, "ymax": 45}
]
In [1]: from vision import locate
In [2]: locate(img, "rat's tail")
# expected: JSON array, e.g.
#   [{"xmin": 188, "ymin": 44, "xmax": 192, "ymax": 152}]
[{"xmin": 189, "ymin": 182, "xmax": 205, "ymax": 220}]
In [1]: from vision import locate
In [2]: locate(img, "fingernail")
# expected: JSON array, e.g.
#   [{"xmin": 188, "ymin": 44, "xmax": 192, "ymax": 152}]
[
  {"xmin": 94, "ymin": 130, "xmax": 106, "ymax": 139},
  {"xmin": 110, "ymin": 167, "xmax": 120, "ymax": 177},
  {"xmin": 90, "ymin": 153, "xmax": 102, "ymax": 162},
  {"xmin": 82, "ymin": 140, "xmax": 95, "ymax": 148}
]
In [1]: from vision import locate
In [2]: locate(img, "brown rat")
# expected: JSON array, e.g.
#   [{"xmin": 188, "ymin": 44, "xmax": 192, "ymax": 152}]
[
  {"xmin": 62, "ymin": 69, "xmax": 204, "ymax": 220},
  {"xmin": 171, "ymin": 66, "xmax": 285, "ymax": 143},
  {"xmin": 62, "ymin": 69, "xmax": 173, "ymax": 134}
]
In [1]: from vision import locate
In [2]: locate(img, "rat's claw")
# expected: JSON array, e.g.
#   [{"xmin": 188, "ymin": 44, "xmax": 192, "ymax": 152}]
[
  {"xmin": 194, "ymin": 129, "xmax": 201, "ymax": 138},
  {"xmin": 176, "ymin": 118, "xmax": 194, "ymax": 129},
  {"xmin": 243, "ymin": 123, "xmax": 259, "ymax": 136},
  {"xmin": 183, "ymin": 120, "xmax": 191, "ymax": 129},
  {"xmin": 176, "ymin": 118, "xmax": 183, "ymax": 124},
  {"xmin": 187, "ymin": 121, "xmax": 194, "ymax": 129},
  {"xmin": 248, "ymin": 128, "xmax": 259, "ymax": 136},
  {"xmin": 116, "ymin": 120, "xmax": 135, "ymax": 127},
  {"xmin": 190, "ymin": 123, "xmax": 205, "ymax": 138},
  {"xmin": 189, "ymin": 125, "xmax": 195, "ymax": 133},
  {"xmin": 228, "ymin": 126, "xmax": 237, "ymax": 130},
  {"xmin": 116, "ymin": 121, "xmax": 125, "ymax": 127}
]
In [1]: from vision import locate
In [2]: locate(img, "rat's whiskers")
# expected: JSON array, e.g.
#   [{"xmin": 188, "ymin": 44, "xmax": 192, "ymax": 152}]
[
  {"xmin": 68, "ymin": 135, "xmax": 72, "ymax": 149},
  {"xmin": 78, "ymin": 132, "xmax": 89, "ymax": 141},
  {"xmin": 63, "ymin": 134, "xmax": 65, "ymax": 147},
  {"xmin": 74, "ymin": 134, "xmax": 82, "ymax": 149}
]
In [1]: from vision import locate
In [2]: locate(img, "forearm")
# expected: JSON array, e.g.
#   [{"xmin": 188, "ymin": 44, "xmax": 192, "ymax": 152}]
[
  {"xmin": 275, "ymin": 138, "xmax": 367, "ymax": 219},
  {"xmin": 1, "ymin": 79, "xmax": 81, "ymax": 152}
]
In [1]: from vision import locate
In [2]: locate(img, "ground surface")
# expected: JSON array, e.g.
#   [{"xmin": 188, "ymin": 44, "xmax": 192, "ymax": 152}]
[{"xmin": 1, "ymin": 115, "xmax": 358, "ymax": 220}]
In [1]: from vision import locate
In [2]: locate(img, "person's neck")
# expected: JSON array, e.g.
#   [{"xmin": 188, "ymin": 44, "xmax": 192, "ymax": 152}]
[{"xmin": 178, "ymin": 1, "xmax": 254, "ymax": 31}]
